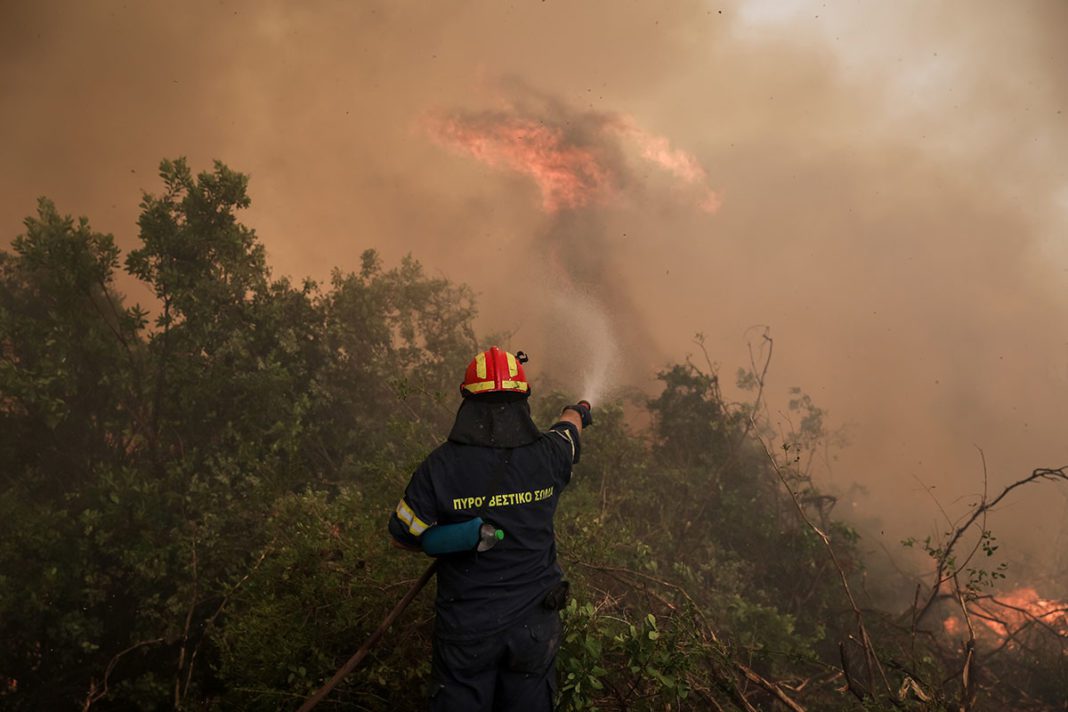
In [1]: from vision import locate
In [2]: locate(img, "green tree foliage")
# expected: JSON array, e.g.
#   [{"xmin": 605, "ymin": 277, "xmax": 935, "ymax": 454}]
[
  {"xmin": 0, "ymin": 161, "xmax": 476, "ymax": 710},
  {"xmin": 0, "ymin": 198, "xmax": 142, "ymax": 483},
  {"xmin": 1, "ymin": 160, "xmax": 1063, "ymax": 710},
  {"xmin": 0, "ymin": 199, "xmax": 149, "ymax": 705}
]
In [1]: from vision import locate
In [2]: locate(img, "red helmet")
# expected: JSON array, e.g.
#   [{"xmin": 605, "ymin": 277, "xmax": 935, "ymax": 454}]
[{"xmin": 460, "ymin": 346, "xmax": 529, "ymax": 397}]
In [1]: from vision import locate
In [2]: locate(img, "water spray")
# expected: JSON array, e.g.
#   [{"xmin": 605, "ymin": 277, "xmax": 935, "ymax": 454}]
[{"xmin": 550, "ymin": 288, "xmax": 619, "ymax": 405}]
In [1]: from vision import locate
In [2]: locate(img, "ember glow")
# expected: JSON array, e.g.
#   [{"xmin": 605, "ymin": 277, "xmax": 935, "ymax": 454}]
[
  {"xmin": 425, "ymin": 104, "xmax": 719, "ymax": 214},
  {"xmin": 944, "ymin": 587, "xmax": 1068, "ymax": 650}
]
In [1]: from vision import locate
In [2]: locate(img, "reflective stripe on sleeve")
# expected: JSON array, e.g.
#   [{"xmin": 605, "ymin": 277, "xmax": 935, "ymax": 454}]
[
  {"xmin": 408, "ymin": 516, "xmax": 429, "ymax": 535},
  {"xmin": 395, "ymin": 499, "xmax": 430, "ymax": 537},
  {"xmin": 551, "ymin": 428, "xmax": 576, "ymax": 461},
  {"xmin": 395, "ymin": 499, "xmax": 414, "ymax": 525}
]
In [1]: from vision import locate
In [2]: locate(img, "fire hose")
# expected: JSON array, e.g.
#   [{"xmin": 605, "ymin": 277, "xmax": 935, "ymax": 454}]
[
  {"xmin": 296, "ymin": 519, "xmax": 502, "ymax": 709},
  {"xmin": 295, "ymin": 560, "xmax": 438, "ymax": 712}
]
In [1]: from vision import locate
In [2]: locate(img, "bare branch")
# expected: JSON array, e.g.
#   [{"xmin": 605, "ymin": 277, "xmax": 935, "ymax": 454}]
[
  {"xmin": 181, "ymin": 541, "xmax": 275, "ymax": 706},
  {"xmin": 915, "ymin": 466, "xmax": 1068, "ymax": 625},
  {"xmin": 752, "ymin": 434, "xmax": 895, "ymax": 701},
  {"xmin": 951, "ymin": 573, "xmax": 977, "ymax": 712},
  {"xmin": 82, "ymin": 638, "xmax": 165, "ymax": 712}
]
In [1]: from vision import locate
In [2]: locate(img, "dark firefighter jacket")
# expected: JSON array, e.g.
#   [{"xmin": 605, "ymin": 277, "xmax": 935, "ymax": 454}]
[{"xmin": 389, "ymin": 400, "xmax": 579, "ymax": 641}]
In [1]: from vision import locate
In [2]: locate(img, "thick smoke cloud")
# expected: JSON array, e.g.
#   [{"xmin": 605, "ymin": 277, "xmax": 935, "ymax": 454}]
[
  {"xmin": 422, "ymin": 86, "xmax": 720, "ymax": 388},
  {"xmin": 2, "ymin": 1, "xmax": 1066, "ymax": 588}
]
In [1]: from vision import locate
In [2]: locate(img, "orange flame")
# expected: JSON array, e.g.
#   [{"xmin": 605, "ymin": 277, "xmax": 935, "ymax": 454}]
[
  {"xmin": 613, "ymin": 119, "xmax": 722, "ymax": 214},
  {"xmin": 975, "ymin": 587, "xmax": 1068, "ymax": 639},
  {"xmin": 425, "ymin": 106, "xmax": 720, "ymax": 214},
  {"xmin": 425, "ymin": 113, "xmax": 615, "ymax": 212},
  {"xmin": 943, "ymin": 587, "xmax": 1068, "ymax": 650}
]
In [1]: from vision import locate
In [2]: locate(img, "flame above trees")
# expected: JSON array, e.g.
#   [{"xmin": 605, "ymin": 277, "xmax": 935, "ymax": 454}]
[
  {"xmin": 424, "ymin": 103, "xmax": 720, "ymax": 214},
  {"xmin": 424, "ymin": 112, "xmax": 615, "ymax": 212},
  {"xmin": 612, "ymin": 118, "xmax": 721, "ymax": 213}
]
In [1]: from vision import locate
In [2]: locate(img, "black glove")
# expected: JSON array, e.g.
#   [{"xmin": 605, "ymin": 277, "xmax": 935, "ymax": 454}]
[{"xmin": 563, "ymin": 400, "xmax": 593, "ymax": 428}]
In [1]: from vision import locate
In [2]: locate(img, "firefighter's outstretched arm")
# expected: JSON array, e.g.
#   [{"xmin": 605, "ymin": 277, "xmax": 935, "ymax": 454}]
[
  {"xmin": 550, "ymin": 400, "xmax": 591, "ymax": 465},
  {"xmin": 559, "ymin": 399, "xmax": 592, "ymax": 432}
]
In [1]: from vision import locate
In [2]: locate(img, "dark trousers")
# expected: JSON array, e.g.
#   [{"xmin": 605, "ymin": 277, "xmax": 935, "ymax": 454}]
[{"xmin": 429, "ymin": 607, "xmax": 561, "ymax": 712}]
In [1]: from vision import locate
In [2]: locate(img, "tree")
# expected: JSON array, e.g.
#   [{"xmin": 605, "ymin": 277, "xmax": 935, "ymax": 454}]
[
  {"xmin": 0, "ymin": 199, "xmax": 146, "ymax": 708},
  {"xmin": 4, "ymin": 159, "xmax": 1064, "ymax": 711}
]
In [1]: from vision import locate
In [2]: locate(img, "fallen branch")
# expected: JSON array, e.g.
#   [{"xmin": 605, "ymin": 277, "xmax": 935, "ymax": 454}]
[
  {"xmin": 734, "ymin": 662, "xmax": 808, "ymax": 712},
  {"xmin": 295, "ymin": 560, "xmax": 438, "ymax": 712}
]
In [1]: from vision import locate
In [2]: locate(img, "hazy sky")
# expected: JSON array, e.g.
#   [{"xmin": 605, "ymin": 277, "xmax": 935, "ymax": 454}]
[{"xmin": 3, "ymin": 0, "xmax": 1066, "ymax": 588}]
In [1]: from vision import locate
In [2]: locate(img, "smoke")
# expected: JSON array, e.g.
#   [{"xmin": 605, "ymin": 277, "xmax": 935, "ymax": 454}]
[
  {"xmin": 2, "ymin": 0, "xmax": 1066, "ymax": 583},
  {"xmin": 421, "ymin": 88, "xmax": 720, "ymax": 395}
]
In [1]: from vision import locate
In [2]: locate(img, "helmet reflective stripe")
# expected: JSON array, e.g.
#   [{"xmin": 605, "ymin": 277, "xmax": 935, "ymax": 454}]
[
  {"xmin": 460, "ymin": 346, "xmax": 530, "ymax": 396},
  {"xmin": 464, "ymin": 379, "xmax": 530, "ymax": 394},
  {"xmin": 395, "ymin": 499, "xmax": 429, "ymax": 536}
]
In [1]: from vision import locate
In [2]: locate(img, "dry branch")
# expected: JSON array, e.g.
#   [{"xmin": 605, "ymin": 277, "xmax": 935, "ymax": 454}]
[
  {"xmin": 951, "ymin": 574, "xmax": 977, "ymax": 712},
  {"xmin": 914, "ymin": 466, "xmax": 1068, "ymax": 626},
  {"xmin": 753, "ymin": 434, "xmax": 894, "ymax": 701}
]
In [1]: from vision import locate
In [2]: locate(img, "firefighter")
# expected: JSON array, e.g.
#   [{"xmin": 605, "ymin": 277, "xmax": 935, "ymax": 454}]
[{"xmin": 388, "ymin": 346, "xmax": 591, "ymax": 711}]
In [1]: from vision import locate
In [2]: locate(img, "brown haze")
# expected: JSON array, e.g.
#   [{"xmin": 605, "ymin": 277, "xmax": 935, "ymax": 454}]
[{"xmin": 3, "ymin": 1, "xmax": 1066, "ymax": 596}]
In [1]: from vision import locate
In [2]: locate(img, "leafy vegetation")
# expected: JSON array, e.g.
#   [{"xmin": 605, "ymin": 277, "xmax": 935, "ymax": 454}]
[{"xmin": 1, "ymin": 160, "xmax": 1064, "ymax": 710}]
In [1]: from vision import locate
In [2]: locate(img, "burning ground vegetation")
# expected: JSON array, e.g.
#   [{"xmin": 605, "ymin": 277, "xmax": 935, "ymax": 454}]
[
  {"xmin": 1, "ymin": 159, "xmax": 1067, "ymax": 711},
  {"xmin": 942, "ymin": 586, "xmax": 1068, "ymax": 652}
]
